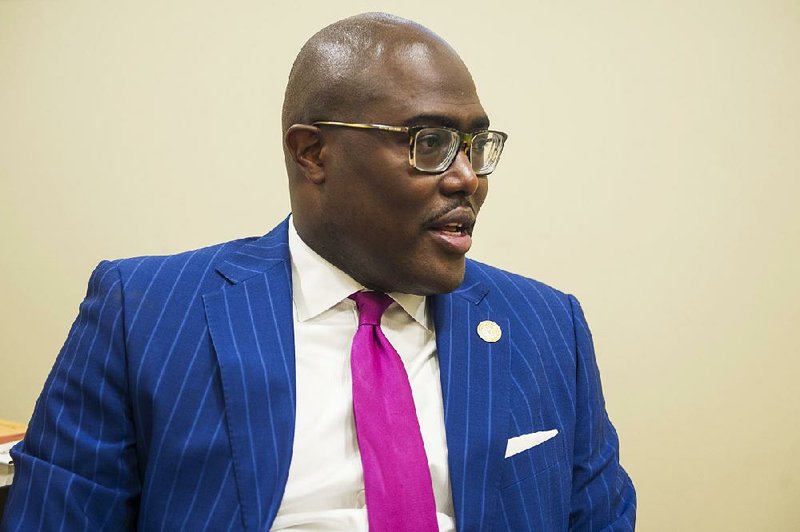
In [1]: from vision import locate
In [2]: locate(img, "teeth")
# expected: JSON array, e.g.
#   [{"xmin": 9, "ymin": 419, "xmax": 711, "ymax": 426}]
[{"xmin": 441, "ymin": 223, "xmax": 464, "ymax": 233}]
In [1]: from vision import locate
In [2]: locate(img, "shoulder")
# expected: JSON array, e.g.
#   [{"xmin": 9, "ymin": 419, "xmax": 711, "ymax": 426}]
[
  {"xmin": 464, "ymin": 258, "xmax": 575, "ymax": 310},
  {"xmin": 84, "ymin": 236, "xmax": 266, "ymax": 306},
  {"xmin": 461, "ymin": 258, "xmax": 587, "ymax": 343},
  {"xmin": 114, "ymin": 237, "xmax": 254, "ymax": 272}
]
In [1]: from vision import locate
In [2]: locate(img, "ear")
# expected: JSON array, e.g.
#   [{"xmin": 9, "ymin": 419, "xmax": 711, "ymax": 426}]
[{"xmin": 285, "ymin": 124, "xmax": 326, "ymax": 184}]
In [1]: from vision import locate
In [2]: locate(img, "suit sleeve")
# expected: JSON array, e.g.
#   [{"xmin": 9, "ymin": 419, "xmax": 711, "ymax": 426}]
[
  {"xmin": 567, "ymin": 295, "xmax": 636, "ymax": 531},
  {"xmin": 1, "ymin": 261, "xmax": 140, "ymax": 531}
]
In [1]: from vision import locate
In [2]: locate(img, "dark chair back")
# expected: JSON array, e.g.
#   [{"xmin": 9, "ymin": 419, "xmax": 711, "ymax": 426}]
[{"xmin": 0, "ymin": 484, "xmax": 9, "ymax": 521}]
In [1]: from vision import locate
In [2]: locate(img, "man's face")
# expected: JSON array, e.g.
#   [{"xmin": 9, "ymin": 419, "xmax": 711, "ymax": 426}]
[{"xmin": 313, "ymin": 43, "xmax": 490, "ymax": 295}]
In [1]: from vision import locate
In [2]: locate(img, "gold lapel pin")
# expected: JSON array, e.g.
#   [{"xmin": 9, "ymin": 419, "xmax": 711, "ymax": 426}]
[{"xmin": 477, "ymin": 320, "xmax": 502, "ymax": 343}]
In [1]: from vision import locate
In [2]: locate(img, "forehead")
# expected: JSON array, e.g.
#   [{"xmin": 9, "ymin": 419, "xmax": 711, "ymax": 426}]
[{"xmin": 359, "ymin": 41, "xmax": 488, "ymax": 130}]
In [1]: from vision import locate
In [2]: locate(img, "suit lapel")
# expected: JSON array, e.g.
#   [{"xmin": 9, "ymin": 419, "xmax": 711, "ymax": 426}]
[
  {"xmin": 203, "ymin": 221, "xmax": 511, "ymax": 530},
  {"xmin": 433, "ymin": 267, "xmax": 511, "ymax": 531},
  {"xmin": 203, "ymin": 218, "xmax": 297, "ymax": 531}
]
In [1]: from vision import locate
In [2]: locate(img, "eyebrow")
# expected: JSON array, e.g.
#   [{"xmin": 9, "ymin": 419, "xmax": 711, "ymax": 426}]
[{"xmin": 401, "ymin": 113, "xmax": 491, "ymax": 131}]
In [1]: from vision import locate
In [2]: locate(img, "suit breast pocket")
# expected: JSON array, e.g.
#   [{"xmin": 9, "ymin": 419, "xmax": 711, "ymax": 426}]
[
  {"xmin": 496, "ymin": 434, "xmax": 571, "ymax": 530},
  {"xmin": 500, "ymin": 430, "xmax": 565, "ymax": 489}
]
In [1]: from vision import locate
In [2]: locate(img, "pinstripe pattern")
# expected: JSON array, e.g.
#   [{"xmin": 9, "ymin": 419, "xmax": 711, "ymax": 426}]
[
  {"xmin": 1, "ymin": 218, "xmax": 634, "ymax": 531},
  {"xmin": 440, "ymin": 261, "xmax": 637, "ymax": 530}
]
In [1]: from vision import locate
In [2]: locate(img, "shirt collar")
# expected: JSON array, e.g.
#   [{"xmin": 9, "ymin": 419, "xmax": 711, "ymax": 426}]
[{"xmin": 288, "ymin": 216, "xmax": 430, "ymax": 330}]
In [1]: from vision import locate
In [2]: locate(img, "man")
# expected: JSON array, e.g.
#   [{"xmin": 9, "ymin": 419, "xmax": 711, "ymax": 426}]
[{"xmin": 1, "ymin": 12, "xmax": 635, "ymax": 531}]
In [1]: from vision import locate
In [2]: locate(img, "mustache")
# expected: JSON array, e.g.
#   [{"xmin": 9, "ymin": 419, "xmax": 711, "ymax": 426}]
[{"xmin": 423, "ymin": 201, "xmax": 477, "ymax": 227}]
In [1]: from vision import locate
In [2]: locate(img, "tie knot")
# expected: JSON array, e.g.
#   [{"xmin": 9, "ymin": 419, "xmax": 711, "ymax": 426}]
[{"xmin": 349, "ymin": 291, "xmax": 393, "ymax": 326}]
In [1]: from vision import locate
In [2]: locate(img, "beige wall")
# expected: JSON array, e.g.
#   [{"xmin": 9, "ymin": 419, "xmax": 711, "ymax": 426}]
[{"xmin": 1, "ymin": 0, "xmax": 798, "ymax": 529}]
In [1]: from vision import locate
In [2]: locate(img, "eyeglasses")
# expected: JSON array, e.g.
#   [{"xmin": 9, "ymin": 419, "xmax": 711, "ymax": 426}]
[{"xmin": 312, "ymin": 121, "xmax": 508, "ymax": 176}]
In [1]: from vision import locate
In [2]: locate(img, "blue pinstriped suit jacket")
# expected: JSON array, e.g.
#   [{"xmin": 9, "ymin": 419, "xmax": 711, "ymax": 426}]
[{"xmin": 2, "ymin": 218, "xmax": 635, "ymax": 531}]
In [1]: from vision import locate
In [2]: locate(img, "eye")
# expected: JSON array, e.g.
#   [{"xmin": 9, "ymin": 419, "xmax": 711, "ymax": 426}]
[
  {"xmin": 472, "ymin": 136, "xmax": 488, "ymax": 150},
  {"xmin": 417, "ymin": 133, "xmax": 443, "ymax": 151}
]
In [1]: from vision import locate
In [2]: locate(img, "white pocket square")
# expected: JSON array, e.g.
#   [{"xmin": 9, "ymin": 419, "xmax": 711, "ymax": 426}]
[{"xmin": 505, "ymin": 429, "xmax": 559, "ymax": 458}]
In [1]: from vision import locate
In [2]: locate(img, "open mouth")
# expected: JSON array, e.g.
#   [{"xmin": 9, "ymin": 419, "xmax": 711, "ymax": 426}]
[
  {"xmin": 426, "ymin": 209, "xmax": 476, "ymax": 254},
  {"xmin": 437, "ymin": 222, "xmax": 470, "ymax": 236}
]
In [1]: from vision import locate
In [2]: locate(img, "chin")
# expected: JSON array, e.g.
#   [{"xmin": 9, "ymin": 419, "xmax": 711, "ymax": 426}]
[
  {"xmin": 416, "ymin": 267, "xmax": 466, "ymax": 295},
  {"xmin": 366, "ymin": 256, "xmax": 466, "ymax": 295}
]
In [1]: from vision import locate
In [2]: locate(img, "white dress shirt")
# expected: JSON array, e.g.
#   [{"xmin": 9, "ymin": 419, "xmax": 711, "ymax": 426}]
[{"xmin": 270, "ymin": 217, "xmax": 455, "ymax": 531}]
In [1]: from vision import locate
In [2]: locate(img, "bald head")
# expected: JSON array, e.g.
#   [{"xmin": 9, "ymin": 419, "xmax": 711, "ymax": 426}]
[{"xmin": 281, "ymin": 12, "xmax": 472, "ymax": 132}]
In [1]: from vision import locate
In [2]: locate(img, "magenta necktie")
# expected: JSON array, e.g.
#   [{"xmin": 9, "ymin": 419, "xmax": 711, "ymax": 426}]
[{"xmin": 349, "ymin": 291, "xmax": 439, "ymax": 532}]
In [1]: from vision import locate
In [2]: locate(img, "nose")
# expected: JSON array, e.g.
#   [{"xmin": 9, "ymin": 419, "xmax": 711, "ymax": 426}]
[{"xmin": 440, "ymin": 150, "xmax": 480, "ymax": 197}]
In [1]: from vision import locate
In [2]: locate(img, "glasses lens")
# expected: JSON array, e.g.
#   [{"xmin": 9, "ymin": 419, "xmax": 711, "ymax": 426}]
[
  {"xmin": 470, "ymin": 131, "xmax": 506, "ymax": 175},
  {"xmin": 413, "ymin": 128, "xmax": 460, "ymax": 172}
]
